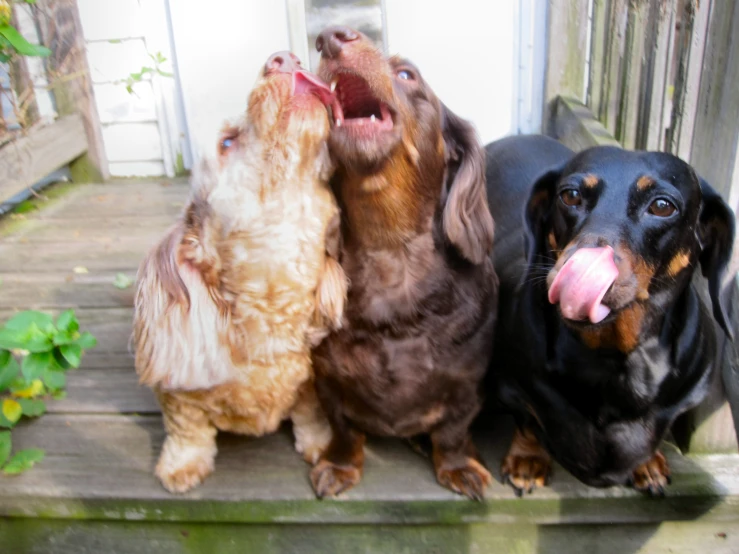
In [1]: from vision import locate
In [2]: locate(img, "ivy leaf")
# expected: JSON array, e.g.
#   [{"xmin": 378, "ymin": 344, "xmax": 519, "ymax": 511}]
[
  {"xmin": 73, "ymin": 332, "xmax": 97, "ymax": 351},
  {"xmin": 11, "ymin": 379, "xmax": 45, "ymax": 399},
  {"xmin": 59, "ymin": 344, "xmax": 82, "ymax": 368},
  {"xmin": 55, "ymin": 310, "xmax": 79, "ymax": 334},
  {"xmin": 113, "ymin": 273, "xmax": 133, "ymax": 289},
  {"xmin": 4, "ymin": 311, "xmax": 54, "ymax": 334},
  {"xmin": 0, "ymin": 328, "xmax": 25, "ymax": 351},
  {"xmin": 2, "ymin": 399, "xmax": 22, "ymax": 424},
  {"xmin": 17, "ymin": 398, "xmax": 46, "ymax": 417},
  {"xmin": 2, "ymin": 449, "xmax": 45, "ymax": 474},
  {"xmin": 42, "ymin": 367, "xmax": 66, "ymax": 391},
  {"xmin": 0, "ymin": 25, "xmax": 51, "ymax": 57},
  {"xmin": 21, "ymin": 352, "xmax": 53, "ymax": 382},
  {"xmin": 0, "ymin": 431, "xmax": 10, "ymax": 467},
  {"xmin": 0, "ymin": 354, "xmax": 20, "ymax": 390}
]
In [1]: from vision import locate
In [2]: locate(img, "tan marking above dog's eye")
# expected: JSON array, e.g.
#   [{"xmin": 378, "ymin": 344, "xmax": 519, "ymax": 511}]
[
  {"xmin": 637, "ymin": 176, "xmax": 654, "ymax": 191},
  {"xmin": 582, "ymin": 174, "xmax": 599, "ymax": 188},
  {"xmin": 559, "ymin": 188, "xmax": 582, "ymax": 207},
  {"xmin": 648, "ymin": 198, "xmax": 677, "ymax": 217}
]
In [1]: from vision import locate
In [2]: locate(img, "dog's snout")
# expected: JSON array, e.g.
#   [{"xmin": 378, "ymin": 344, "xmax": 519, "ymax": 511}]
[
  {"xmin": 316, "ymin": 26, "xmax": 359, "ymax": 59},
  {"xmin": 264, "ymin": 51, "xmax": 301, "ymax": 75}
]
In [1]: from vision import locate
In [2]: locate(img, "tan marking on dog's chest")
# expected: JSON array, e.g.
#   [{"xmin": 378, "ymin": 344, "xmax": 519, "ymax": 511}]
[{"xmin": 580, "ymin": 302, "xmax": 646, "ymax": 353}]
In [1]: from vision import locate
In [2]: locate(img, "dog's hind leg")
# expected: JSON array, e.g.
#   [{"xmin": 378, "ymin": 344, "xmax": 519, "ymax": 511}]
[
  {"xmin": 155, "ymin": 391, "xmax": 218, "ymax": 493},
  {"xmin": 290, "ymin": 380, "xmax": 332, "ymax": 464}
]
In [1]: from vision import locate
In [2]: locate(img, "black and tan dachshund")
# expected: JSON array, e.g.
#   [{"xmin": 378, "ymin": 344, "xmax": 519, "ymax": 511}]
[{"xmin": 485, "ymin": 135, "xmax": 735, "ymax": 496}]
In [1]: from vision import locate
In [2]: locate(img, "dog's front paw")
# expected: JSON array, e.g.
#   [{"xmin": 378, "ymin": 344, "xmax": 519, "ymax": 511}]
[
  {"xmin": 500, "ymin": 453, "xmax": 551, "ymax": 497},
  {"xmin": 436, "ymin": 457, "xmax": 492, "ymax": 501},
  {"xmin": 630, "ymin": 451, "xmax": 671, "ymax": 496},
  {"xmin": 310, "ymin": 459, "xmax": 361, "ymax": 498},
  {"xmin": 155, "ymin": 441, "xmax": 216, "ymax": 494}
]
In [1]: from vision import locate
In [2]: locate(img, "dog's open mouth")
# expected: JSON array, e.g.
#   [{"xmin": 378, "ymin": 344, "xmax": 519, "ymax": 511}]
[
  {"xmin": 329, "ymin": 73, "xmax": 393, "ymax": 132},
  {"xmin": 292, "ymin": 70, "xmax": 336, "ymax": 107}
]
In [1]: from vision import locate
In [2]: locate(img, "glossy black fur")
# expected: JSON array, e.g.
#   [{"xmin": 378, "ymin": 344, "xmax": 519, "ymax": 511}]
[{"xmin": 485, "ymin": 134, "xmax": 735, "ymax": 488}]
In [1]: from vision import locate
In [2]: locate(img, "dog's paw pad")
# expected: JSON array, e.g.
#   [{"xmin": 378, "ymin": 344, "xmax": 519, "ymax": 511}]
[
  {"xmin": 310, "ymin": 459, "xmax": 361, "ymax": 498},
  {"xmin": 630, "ymin": 451, "xmax": 671, "ymax": 497},
  {"xmin": 500, "ymin": 454, "xmax": 551, "ymax": 497},
  {"xmin": 436, "ymin": 458, "xmax": 492, "ymax": 501},
  {"xmin": 156, "ymin": 456, "xmax": 214, "ymax": 494}
]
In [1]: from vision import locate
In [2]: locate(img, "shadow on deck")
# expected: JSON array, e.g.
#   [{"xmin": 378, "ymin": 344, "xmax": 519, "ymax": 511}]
[{"xmin": 0, "ymin": 179, "xmax": 737, "ymax": 554}]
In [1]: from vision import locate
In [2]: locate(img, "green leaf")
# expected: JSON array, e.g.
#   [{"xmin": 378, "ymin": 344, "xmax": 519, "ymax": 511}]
[
  {"xmin": 42, "ymin": 367, "xmax": 66, "ymax": 391},
  {"xmin": 73, "ymin": 332, "xmax": 97, "ymax": 351},
  {"xmin": 51, "ymin": 390, "xmax": 67, "ymax": 400},
  {"xmin": 11, "ymin": 379, "xmax": 44, "ymax": 399},
  {"xmin": 0, "ymin": 431, "xmax": 10, "ymax": 467},
  {"xmin": 17, "ymin": 398, "xmax": 46, "ymax": 417},
  {"xmin": 2, "ymin": 449, "xmax": 44, "ymax": 474},
  {"xmin": 0, "ymin": 25, "xmax": 50, "ymax": 57},
  {"xmin": 52, "ymin": 347, "xmax": 72, "ymax": 369},
  {"xmin": 5, "ymin": 311, "xmax": 54, "ymax": 334},
  {"xmin": 24, "ymin": 0, "xmax": 38, "ymax": 4},
  {"xmin": 0, "ymin": 349, "xmax": 9, "ymax": 368},
  {"xmin": 0, "ymin": 355, "xmax": 20, "ymax": 391},
  {"xmin": 55, "ymin": 310, "xmax": 79, "ymax": 334},
  {"xmin": 0, "ymin": 328, "xmax": 25, "ymax": 350},
  {"xmin": 21, "ymin": 352, "xmax": 53, "ymax": 382},
  {"xmin": 59, "ymin": 344, "xmax": 82, "ymax": 368},
  {"xmin": 113, "ymin": 273, "xmax": 134, "ymax": 290},
  {"xmin": 12, "ymin": 200, "xmax": 37, "ymax": 214},
  {"xmin": 2, "ymin": 399, "xmax": 22, "ymax": 424}
]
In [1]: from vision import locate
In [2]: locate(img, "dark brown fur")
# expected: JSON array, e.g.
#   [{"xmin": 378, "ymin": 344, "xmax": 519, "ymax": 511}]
[{"xmin": 309, "ymin": 27, "xmax": 497, "ymax": 500}]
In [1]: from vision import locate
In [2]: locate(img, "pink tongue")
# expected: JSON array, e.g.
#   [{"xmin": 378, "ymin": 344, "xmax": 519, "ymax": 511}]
[
  {"xmin": 292, "ymin": 70, "xmax": 335, "ymax": 106},
  {"xmin": 548, "ymin": 246, "xmax": 619, "ymax": 324}
]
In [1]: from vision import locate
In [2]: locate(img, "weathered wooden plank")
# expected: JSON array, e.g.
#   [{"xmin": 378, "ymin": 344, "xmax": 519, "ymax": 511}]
[
  {"xmin": 614, "ymin": 0, "xmax": 648, "ymax": 149},
  {"xmin": 36, "ymin": 0, "xmax": 109, "ymax": 181},
  {"xmin": 0, "ymin": 274, "xmax": 136, "ymax": 309},
  {"xmin": 2, "ymin": 519, "xmax": 738, "ymax": 554},
  {"xmin": 598, "ymin": 0, "xmax": 629, "ymax": 133},
  {"xmin": 1, "ymin": 413, "xmax": 738, "ymax": 525},
  {"xmin": 586, "ymin": 0, "xmax": 607, "ymax": 115},
  {"xmin": 0, "ymin": 114, "xmax": 87, "ymax": 203},
  {"xmin": 50, "ymin": 368, "xmax": 158, "ymax": 414},
  {"xmin": 551, "ymin": 96, "xmax": 621, "ymax": 151},
  {"xmin": 542, "ymin": 0, "xmax": 590, "ymax": 133},
  {"xmin": 8, "ymin": 8, "xmax": 40, "ymax": 128}
]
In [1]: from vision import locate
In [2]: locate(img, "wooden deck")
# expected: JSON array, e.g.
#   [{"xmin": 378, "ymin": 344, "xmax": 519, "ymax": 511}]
[{"xmin": 1, "ymin": 178, "xmax": 739, "ymax": 553}]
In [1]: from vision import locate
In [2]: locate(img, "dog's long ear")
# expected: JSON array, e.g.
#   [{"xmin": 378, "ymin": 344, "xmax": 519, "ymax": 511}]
[
  {"xmin": 440, "ymin": 104, "xmax": 494, "ymax": 265},
  {"xmin": 523, "ymin": 165, "xmax": 566, "ymax": 279},
  {"xmin": 697, "ymin": 178, "xmax": 736, "ymax": 339}
]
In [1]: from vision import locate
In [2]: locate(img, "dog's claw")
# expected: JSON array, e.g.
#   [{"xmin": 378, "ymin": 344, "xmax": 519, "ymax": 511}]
[
  {"xmin": 310, "ymin": 459, "xmax": 361, "ymax": 498},
  {"xmin": 630, "ymin": 451, "xmax": 671, "ymax": 497},
  {"xmin": 500, "ymin": 453, "xmax": 552, "ymax": 497},
  {"xmin": 436, "ymin": 457, "xmax": 491, "ymax": 501}
]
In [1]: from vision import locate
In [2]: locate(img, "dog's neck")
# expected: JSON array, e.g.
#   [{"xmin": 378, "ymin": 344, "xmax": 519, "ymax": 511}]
[{"xmin": 334, "ymin": 153, "xmax": 442, "ymax": 251}]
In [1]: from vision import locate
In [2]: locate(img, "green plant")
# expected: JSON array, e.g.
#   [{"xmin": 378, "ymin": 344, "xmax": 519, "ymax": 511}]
[
  {"xmin": 121, "ymin": 51, "xmax": 173, "ymax": 94},
  {"xmin": 0, "ymin": 310, "xmax": 96, "ymax": 474},
  {"xmin": 0, "ymin": 0, "xmax": 51, "ymax": 63}
]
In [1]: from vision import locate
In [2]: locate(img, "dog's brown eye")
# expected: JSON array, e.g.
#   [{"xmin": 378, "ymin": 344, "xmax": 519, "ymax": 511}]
[
  {"xmin": 648, "ymin": 198, "xmax": 677, "ymax": 217},
  {"xmin": 560, "ymin": 189, "xmax": 581, "ymax": 207}
]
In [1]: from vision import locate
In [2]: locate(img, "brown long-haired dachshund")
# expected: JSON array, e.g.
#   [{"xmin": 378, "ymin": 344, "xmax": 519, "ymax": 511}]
[
  {"xmin": 133, "ymin": 52, "xmax": 347, "ymax": 493},
  {"xmin": 309, "ymin": 27, "xmax": 498, "ymax": 500}
]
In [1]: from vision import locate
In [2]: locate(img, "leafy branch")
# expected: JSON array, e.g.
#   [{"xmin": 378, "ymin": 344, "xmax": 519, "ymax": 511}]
[
  {"xmin": 0, "ymin": 310, "xmax": 97, "ymax": 474},
  {"xmin": 120, "ymin": 51, "xmax": 173, "ymax": 95},
  {"xmin": 0, "ymin": 0, "xmax": 50, "ymax": 63}
]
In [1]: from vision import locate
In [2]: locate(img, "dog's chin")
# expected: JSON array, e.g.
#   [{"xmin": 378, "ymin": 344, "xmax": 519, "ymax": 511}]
[{"xmin": 328, "ymin": 127, "xmax": 401, "ymax": 172}]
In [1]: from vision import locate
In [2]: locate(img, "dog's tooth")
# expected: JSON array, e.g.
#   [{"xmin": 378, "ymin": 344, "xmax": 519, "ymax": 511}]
[
  {"xmin": 370, "ymin": 114, "xmax": 376, "ymax": 123},
  {"xmin": 330, "ymin": 79, "xmax": 337, "ymax": 92},
  {"xmin": 336, "ymin": 118, "xmax": 342, "ymax": 127}
]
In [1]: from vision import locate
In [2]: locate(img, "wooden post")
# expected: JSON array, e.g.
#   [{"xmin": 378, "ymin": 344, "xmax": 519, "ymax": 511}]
[
  {"xmin": 8, "ymin": 9, "xmax": 40, "ymax": 129},
  {"xmin": 542, "ymin": 0, "xmax": 590, "ymax": 135},
  {"xmin": 34, "ymin": 0, "xmax": 108, "ymax": 181},
  {"xmin": 673, "ymin": 0, "xmax": 739, "ymax": 454}
]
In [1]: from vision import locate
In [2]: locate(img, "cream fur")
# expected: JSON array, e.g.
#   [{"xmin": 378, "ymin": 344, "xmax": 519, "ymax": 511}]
[{"xmin": 133, "ymin": 68, "xmax": 346, "ymax": 493}]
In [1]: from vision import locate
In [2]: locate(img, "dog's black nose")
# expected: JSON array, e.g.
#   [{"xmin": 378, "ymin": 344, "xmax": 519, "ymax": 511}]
[
  {"xmin": 316, "ymin": 26, "xmax": 359, "ymax": 59},
  {"xmin": 264, "ymin": 51, "xmax": 302, "ymax": 75}
]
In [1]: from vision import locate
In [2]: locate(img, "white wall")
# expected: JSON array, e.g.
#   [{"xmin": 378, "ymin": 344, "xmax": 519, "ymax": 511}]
[
  {"xmin": 167, "ymin": 0, "xmax": 292, "ymax": 162},
  {"xmin": 384, "ymin": 0, "xmax": 517, "ymax": 145}
]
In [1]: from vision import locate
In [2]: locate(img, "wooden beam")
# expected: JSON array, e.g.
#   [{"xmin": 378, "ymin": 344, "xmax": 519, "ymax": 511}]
[
  {"xmin": 8, "ymin": 9, "xmax": 40, "ymax": 128},
  {"xmin": 542, "ymin": 0, "xmax": 590, "ymax": 134},
  {"xmin": 0, "ymin": 113, "xmax": 86, "ymax": 203},
  {"xmin": 34, "ymin": 0, "xmax": 109, "ymax": 181},
  {"xmin": 550, "ymin": 96, "xmax": 621, "ymax": 151}
]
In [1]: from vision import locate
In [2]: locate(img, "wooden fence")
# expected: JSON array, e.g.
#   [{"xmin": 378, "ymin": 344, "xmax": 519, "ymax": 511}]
[
  {"xmin": 0, "ymin": 0, "xmax": 107, "ymax": 204},
  {"xmin": 544, "ymin": 0, "xmax": 739, "ymax": 453}
]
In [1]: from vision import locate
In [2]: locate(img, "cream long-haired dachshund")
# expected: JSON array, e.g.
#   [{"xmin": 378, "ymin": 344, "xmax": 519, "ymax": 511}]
[{"xmin": 133, "ymin": 52, "xmax": 346, "ymax": 493}]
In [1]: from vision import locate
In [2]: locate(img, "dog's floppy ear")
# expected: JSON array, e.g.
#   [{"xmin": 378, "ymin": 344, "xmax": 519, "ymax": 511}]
[
  {"xmin": 440, "ymin": 103, "xmax": 494, "ymax": 264},
  {"xmin": 697, "ymin": 178, "xmax": 736, "ymax": 339},
  {"xmin": 523, "ymin": 165, "xmax": 566, "ymax": 271}
]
